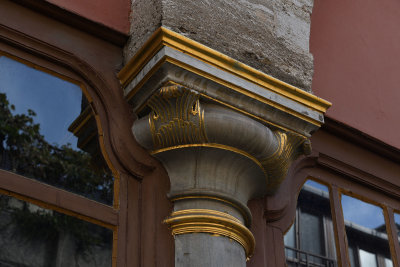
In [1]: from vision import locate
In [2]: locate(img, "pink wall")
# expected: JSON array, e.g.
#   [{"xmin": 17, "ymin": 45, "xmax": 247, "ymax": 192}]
[
  {"xmin": 311, "ymin": 0, "xmax": 400, "ymax": 149},
  {"xmin": 46, "ymin": 0, "xmax": 130, "ymax": 33}
]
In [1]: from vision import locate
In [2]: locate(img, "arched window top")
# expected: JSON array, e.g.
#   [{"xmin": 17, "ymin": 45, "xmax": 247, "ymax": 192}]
[{"xmin": 0, "ymin": 54, "xmax": 114, "ymax": 205}]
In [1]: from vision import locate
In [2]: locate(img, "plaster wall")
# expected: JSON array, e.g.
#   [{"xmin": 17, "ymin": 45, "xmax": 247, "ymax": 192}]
[
  {"xmin": 45, "ymin": 0, "xmax": 130, "ymax": 33},
  {"xmin": 126, "ymin": 0, "xmax": 315, "ymax": 91},
  {"xmin": 311, "ymin": 0, "xmax": 400, "ymax": 149}
]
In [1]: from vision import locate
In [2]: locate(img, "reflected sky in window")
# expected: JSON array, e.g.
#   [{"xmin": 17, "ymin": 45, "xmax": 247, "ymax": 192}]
[
  {"xmin": 342, "ymin": 195, "xmax": 384, "ymax": 229},
  {"xmin": 0, "ymin": 56, "xmax": 81, "ymax": 148},
  {"xmin": 394, "ymin": 213, "xmax": 400, "ymax": 240},
  {"xmin": 0, "ymin": 55, "xmax": 113, "ymax": 205},
  {"xmin": 304, "ymin": 180, "xmax": 329, "ymax": 192}
]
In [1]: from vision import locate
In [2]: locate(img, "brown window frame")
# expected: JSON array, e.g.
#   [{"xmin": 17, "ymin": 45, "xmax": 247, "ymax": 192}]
[
  {"xmin": 0, "ymin": 13, "xmax": 146, "ymax": 265},
  {"xmin": 282, "ymin": 153, "xmax": 400, "ymax": 267}
]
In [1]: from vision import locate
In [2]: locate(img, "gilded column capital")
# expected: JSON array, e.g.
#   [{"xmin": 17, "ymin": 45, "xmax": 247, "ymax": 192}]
[
  {"xmin": 133, "ymin": 82, "xmax": 311, "ymax": 195},
  {"xmin": 123, "ymin": 28, "xmax": 330, "ymax": 266},
  {"xmin": 131, "ymin": 82, "xmax": 314, "ymax": 261},
  {"xmin": 147, "ymin": 84, "xmax": 208, "ymax": 149}
]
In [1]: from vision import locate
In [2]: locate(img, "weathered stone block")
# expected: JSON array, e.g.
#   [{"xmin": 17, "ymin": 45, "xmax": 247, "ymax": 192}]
[{"xmin": 125, "ymin": 0, "xmax": 314, "ymax": 91}]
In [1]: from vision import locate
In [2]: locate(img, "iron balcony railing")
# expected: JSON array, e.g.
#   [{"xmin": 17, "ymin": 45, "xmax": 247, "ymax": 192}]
[{"xmin": 285, "ymin": 246, "xmax": 337, "ymax": 267}]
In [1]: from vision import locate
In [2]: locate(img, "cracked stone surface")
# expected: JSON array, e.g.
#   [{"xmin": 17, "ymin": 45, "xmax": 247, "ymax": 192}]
[{"xmin": 125, "ymin": 0, "xmax": 314, "ymax": 92}]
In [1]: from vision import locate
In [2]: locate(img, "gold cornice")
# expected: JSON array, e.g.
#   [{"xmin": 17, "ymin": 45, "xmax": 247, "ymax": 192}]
[
  {"xmin": 164, "ymin": 209, "xmax": 255, "ymax": 259},
  {"xmin": 68, "ymin": 106, "xmax": 92, "ymax": 135},
  {"xmin": 164, "ymin": 59, "xmax": 323, "ymax": 127},
  {"xmin": 118, "ymin": 27, "xmax": 331, "ymax": 114}
]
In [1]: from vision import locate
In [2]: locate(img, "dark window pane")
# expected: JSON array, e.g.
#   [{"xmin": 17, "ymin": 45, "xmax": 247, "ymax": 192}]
[
  {"xmin": 284, "ymin": 180, "xmax": 337, "ymax": 266},
  {"xmin": 299, "ymin": 211, "xmax": 323, "ymax": 255},
  {"xmin": 341, "ymin": 195, "xmax": 392, "ymax": 267},
  {"xmin": 0, "ymin": 194, "xmax": 112, "ymax": 267},
  {"xmin": 0, "ymin": 56, "xmax": 113, "ymax": 205}
]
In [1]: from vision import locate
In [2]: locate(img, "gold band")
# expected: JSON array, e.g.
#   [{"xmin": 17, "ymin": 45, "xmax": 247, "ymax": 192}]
[
  {"xmin": 170, "ymin": 195, "xmax": 251, "ymax": 226},
  {"xmin": 164, "ymin": 209, "xmax": 255, "ymax": 259}
]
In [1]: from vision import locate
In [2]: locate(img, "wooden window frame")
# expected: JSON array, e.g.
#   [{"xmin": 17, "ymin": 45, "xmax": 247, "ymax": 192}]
[
  {"xmin": 280, "ymin": 146, "xmax": 400, "ymax": 266},
  {"xmin": 0, "ymin": 3, "xmax": 156, "ymax": 265}
]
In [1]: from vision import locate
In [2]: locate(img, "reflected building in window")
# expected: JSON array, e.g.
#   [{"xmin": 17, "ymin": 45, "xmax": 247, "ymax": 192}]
[
  {"xmin": 284, "ymin": 181, "xmax": 337, "ymax": 266},
  {"xmin": 285, "ymin": 182, "xmax": 393, "ymax": 267},
  {"xmin": 342, "ymin": 195, "xmax": 392, "ymax": 267}
]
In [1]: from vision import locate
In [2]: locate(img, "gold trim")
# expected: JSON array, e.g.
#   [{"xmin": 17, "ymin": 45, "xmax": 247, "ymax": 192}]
[
  {"xmin": 261, "ymin": 131, "xmax": 307, "ymax": 192},
  {"xmin": 124, "ymin": 52, "xmax": 323, "ymax": 127},
  {"xmin": 147, "ymin": 84, "xmax": 208, "ymax": 149},
  {"xmin": 68, "ymin": 106, "xmax": 92, "ymax": 135},
  {"xmin": 164, "ymin": 57, "xmax": 323, "ymax": 127},
  {"xmin": 134, "ymin": 80, "xmax": 307, "ymax": 137},
  {"xmin": 151, "ymin": 143, "xmax": 267, "ymax": 179},
  {"xmin": 170, "ymin": 195, "xmax": 251, "ymax": 226},
  {"xmin": 171, "ymin": 209, "xmax": 242, "ymax": 224},
  {"xmin": 118, "ymin": 27, "xmax": 331, "ymax": 114},
  {"xmin": 164, "ymin": 209, "xmax": 255, "ymax": 259}
]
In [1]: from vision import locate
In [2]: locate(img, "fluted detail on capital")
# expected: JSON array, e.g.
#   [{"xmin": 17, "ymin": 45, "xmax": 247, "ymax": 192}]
[
  {"xmin": 134, "ymin": 82, "xmax": 311, "ymax": 194},
  {"xmin": 261, "ymin": 131, "xmax": 310, "ymax": 193},
  {"xmin": 132, "ymin": 82, "xmax": 313, "ymax": 263},
  {"xmin": 148, "ymin": 84, "xmax": 208, "ymax": 149}
]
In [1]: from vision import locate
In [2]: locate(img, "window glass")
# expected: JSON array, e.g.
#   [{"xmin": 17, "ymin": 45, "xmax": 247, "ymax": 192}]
[
  {"xmin": 0, "ymin": 56, "xmax": 113, "ymax": 205},
  {"xmin": 0, "ymin": 194, "xmax": 112, "ymax": 266},
  {"xmin": 284, "ymin": 180, "xmax": 337, "ymax": 266},
  {"xmin": 394, "ymin": 213, "xmax": 400, "ymax": 240},
  {"xmin": 384, "ymin": 258, "xmax": 393, "ymax": 267},
  {"xmin": 284, "ymin": 221, "xmax": 296, "ymax": 259},
  {"xmin": 359, "ymin": 249, "xmax": 377, "ymax": 267},
  {"xmin": 341, "ymin": 195, "xmax": 392, "ymax": 267}
]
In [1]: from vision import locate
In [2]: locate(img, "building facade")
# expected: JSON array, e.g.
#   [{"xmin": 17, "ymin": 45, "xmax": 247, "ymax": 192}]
[{"xmin": 0, "ymin": 0, "xmax": 399, "ymax": 266}]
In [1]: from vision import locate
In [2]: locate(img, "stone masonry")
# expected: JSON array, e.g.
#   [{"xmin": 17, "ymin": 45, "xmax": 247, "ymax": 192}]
[{"xmin": 126, "ymin": 0, "xmax": 315, "ymax": 92}]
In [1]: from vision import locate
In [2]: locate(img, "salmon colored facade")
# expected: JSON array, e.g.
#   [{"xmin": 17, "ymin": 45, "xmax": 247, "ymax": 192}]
[
  {"xmin": 1, "ymin": 1, "xmax": 400, "ymax": 267},
  {"xmin": 311, "ymin": 0, "xmax": 400, "ymax": 149},
  {"xmin": 46, "ymin": 0, "xmax": 130, "ymax": 33}
]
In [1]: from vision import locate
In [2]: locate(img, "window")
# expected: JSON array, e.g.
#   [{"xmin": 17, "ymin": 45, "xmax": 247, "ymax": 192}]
[
  {"xmin": 342, "ymin": 195, "xmax": 392, "ymax": 267},
  {"xmin": 0, "ymin": 52, "xmax": 116, "ymax": 265},
  {"xmin": 284, "ymin": 180, "xmax": 337, "ymax": 267},
  {"xmin": 284, "ymin": 175, "xmax": 400, "ymax": 267}
]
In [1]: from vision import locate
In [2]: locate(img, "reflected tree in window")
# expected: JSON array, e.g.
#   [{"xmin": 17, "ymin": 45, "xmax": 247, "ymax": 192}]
[
  {"xmin": 0, "ymin": 56, "xmax": 114, "ymax": 266},
  {"xmin": 0, "ymin": 56, "xmax": 113, "ymax": 205},
  {"xmin": 0, "ymin": 92, "xmax": 113, "ymax": 204},
  {"xmin": 0, "ymin": 194, "xmax": 112, "ymax": 266}
]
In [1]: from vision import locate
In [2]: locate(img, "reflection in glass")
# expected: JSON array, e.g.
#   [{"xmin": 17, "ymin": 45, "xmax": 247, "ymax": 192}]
[
  {"xmin": 359, "ymin": 250, "xmax": 377, "ymax": 267},
  {"xmin": 341, "ymin": 195, "xmax": 392, "ymax": 267},
  {"xmin": 0, "ymin": 194, "xmax": 112, "ymax": 266},
  {"xmin": 0, "ymin": 56, "xmax": 113, "ymax": 205},
  {"xmin": 284, "ymin": 180, "xmax": 337, "ymax": 266},
  {"xmin": 394, "ymin": 213, "xmax": 400, "ymax": 241}
]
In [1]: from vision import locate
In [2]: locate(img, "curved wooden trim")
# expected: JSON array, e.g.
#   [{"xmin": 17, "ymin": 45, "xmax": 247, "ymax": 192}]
[{"xmin": 0, "ymin": 22, "xmax": 155, "ymax": 182}]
